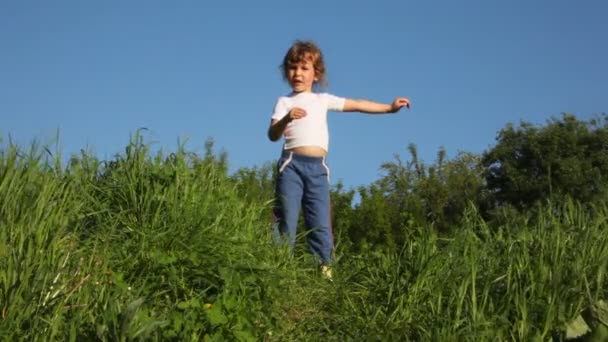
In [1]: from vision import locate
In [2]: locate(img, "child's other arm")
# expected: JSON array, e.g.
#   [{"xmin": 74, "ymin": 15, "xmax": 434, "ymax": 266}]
[
  {"xmin": 267, "ymin": 107, "xmax": 307, "ymax": 141},
  {"xmin": 343, "ymin": 97, "xmax": 410, "ymax": 114}
]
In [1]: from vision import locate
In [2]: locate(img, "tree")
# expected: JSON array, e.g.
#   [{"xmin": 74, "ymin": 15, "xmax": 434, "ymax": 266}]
[
  {"xmin": 343, "ymin": 144, "xmax": 486, "ymax": 251},
  {"xmin": 482, "ymin": 113, "xmax": 608, "ymax": 209}
]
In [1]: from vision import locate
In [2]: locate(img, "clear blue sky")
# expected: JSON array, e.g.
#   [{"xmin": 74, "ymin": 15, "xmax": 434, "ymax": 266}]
[{"xmin": 2, "ymin": 1, "xmax": 607, "ymax": 190}]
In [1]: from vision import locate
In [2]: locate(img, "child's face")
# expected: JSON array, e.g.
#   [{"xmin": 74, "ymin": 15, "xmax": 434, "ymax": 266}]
[{"xmin": 286, "ymin": 59, "xmax": 317, "ymax": 93}]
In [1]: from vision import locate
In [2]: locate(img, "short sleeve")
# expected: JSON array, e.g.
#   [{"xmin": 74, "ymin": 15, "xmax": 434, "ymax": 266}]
[
  {"xmin": 271, "ymin": 97, "xmax": 289, "ymax": 120},
  {"xmin": 323, "ymin": 93, "xmax": 346, "ymax": 112}
]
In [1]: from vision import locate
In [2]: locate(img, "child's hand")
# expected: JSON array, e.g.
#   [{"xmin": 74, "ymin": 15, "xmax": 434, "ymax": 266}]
[
  {"xmin": 390, "ymin": 97, "xmax": 411, "ymax": 112},
  {"xmin": 287, "ymin": 107, "xmax": 307, "ymax": 121}
]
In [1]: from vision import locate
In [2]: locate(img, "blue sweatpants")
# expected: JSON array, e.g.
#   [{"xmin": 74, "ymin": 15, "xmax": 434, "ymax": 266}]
[{"xmin": 273, "ymin": 151, "xmax": 333, "ymax": 264}]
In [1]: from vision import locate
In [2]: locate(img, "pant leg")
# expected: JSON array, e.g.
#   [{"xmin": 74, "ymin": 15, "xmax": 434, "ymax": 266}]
[
  {"xmin": 301, "ymin": 159, "xmax": 333, "ymax": 264},
  {"xmin": 273, "ymin": 154, "xmax": 303, "ymax": 249}
]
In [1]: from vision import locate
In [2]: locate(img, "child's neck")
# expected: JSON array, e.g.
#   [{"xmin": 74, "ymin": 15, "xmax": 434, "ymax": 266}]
[{"xmin": 291, "ymin": 89, "xmax": 313, "ymax": 95}]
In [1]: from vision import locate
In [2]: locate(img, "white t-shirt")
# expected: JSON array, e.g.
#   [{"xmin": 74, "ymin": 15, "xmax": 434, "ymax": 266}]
[{"xmin": 271, "ymin": 92, "xmax": 345, "ymax": 152}]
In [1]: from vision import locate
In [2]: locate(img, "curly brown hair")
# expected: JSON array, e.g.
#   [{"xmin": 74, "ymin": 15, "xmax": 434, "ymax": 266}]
[{"xmin": 281, "ymin": 40, "xmax": 327, "ymax": 88}]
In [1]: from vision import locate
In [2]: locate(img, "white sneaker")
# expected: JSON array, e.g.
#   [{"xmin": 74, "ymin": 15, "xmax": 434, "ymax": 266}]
[{"xmin": 320, "ymin": 265, "xmax": 332, "ymax": 280}]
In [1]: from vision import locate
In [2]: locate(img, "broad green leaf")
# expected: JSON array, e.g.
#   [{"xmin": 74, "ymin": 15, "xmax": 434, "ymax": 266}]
[
  {"xmin": 565, "ymin": 315, "xmax": 591, "ymax": 339},
  {"xmin": 206, "ymin": 303, "xmax": 227, "ymax": 326}
]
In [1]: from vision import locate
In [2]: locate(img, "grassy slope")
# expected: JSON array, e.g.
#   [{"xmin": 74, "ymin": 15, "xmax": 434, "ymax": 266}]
[{"xmin": 1, "ymin": 138, "xmax": 606, "ymax": 341}]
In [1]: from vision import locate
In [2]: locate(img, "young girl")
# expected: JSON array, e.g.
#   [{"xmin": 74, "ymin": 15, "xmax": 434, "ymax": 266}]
[{"xmin": 268, "ymin": 40, "xmax": 410, "ymax": 277}]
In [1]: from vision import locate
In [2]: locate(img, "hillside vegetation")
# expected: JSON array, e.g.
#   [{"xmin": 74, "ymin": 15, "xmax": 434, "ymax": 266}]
[{"xmin": 1, "ymin": 114, "xmax": 607, "ymax": 340}]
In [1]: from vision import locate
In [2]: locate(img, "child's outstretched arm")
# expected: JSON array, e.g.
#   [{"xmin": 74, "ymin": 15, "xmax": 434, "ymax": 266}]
[{"xmin": 343, "ymin": 97, "xmax": 410, "ymax": 114}]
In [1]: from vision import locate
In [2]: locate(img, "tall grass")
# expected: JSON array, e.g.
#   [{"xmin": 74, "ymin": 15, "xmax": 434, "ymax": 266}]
[
  {"xmin": 1, "ymin": 135, "xmax": 606, "ymax": 340},
  {"xmin": 328, "ymin": 202, "xmax": 607, "ymax": 340}
]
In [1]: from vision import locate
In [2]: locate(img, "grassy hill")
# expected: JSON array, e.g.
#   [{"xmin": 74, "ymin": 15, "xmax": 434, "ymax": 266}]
[{"xmin": 1, "ymin": 136, "xmax": 607, "ymax": 341}]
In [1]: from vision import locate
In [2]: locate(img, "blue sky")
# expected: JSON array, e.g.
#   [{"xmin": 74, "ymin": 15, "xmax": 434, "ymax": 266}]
[{"xmin": 1, "ymin": 0, "xmax": 607, "ymax": 190}]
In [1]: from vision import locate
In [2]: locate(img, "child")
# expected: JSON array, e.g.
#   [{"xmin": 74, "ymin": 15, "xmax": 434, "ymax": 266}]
[{"xmin": 268, "ymin": 40, "xmax": 410, "ymax": 277}]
